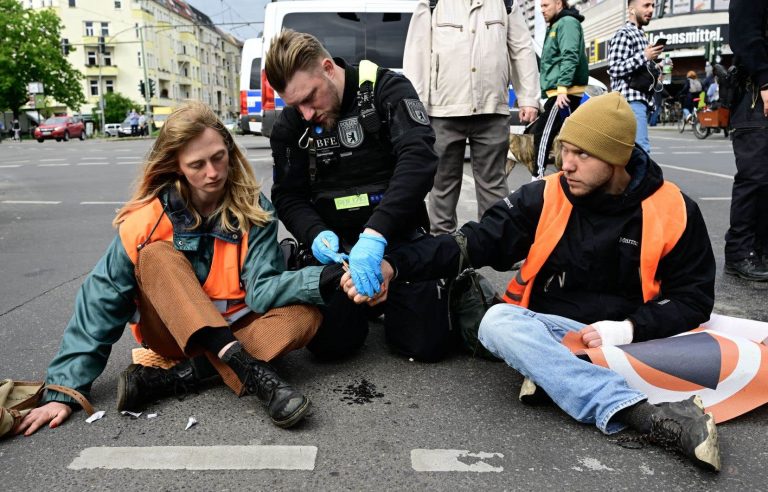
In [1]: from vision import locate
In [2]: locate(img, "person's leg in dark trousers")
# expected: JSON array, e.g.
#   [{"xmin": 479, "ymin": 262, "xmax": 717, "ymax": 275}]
[
  {"xmin": 530, "ymin": 95, "xmax": 582, "ymax": 179},
  {"xmin": 725, "ymin": 128, "xmax": 768, "ymax": 269},
  {"xmin": 468, "ymin": 114, "xmax": 512, "ymax": 220},
  {"xmin": 383, "ymin": 278, "xmax": 450, "ymax": 362},
  {"xmin": 429, "ymin": 117, "xmax": 469, "ymax": 234},
  {"xmin": 306, "ymin": 290, "xmax": 369, "ymax": 360}
]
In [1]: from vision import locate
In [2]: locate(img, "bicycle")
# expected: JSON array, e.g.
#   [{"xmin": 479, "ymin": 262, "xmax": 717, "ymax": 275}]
[
  {"xmin": 678, "ymin": 97, "xmax": 702, "ymax": 134},
  {"xmin": 659, "ymin": 98, "xmax": 682, "ymax": 126}
]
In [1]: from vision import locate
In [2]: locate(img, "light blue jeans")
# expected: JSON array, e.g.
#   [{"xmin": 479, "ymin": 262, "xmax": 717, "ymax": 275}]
[
  {"xmin": 629, "ymin": 100, "xmax": 651, "ymax": 154},
  {"xmin": 478, "ymin": 304, "xmax": 646, "ymax": 434}
]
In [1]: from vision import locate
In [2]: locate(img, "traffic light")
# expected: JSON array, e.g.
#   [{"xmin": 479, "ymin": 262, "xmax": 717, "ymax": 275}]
[
  {"xmin": 148, "ymin": 79, "xmax": 156, "ymax": 98},
  {"xmin": 98, "ymin": 36, "xmax": 106, "ymax": 54},
  {"xmin": 139, "ymin": 80, "xmax": 146, "ymax": 98},
  {"xmin": 60, "ymin": 38, "xmax": 70, "ymax": 56}
]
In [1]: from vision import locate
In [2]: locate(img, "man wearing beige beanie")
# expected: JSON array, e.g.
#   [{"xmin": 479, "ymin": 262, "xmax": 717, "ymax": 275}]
[{"xmin": 345, "ymin": 92, "xmax": 721, "ymax": 471}]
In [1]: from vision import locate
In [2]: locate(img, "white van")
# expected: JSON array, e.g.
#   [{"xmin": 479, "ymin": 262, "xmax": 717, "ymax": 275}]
[
  {"xmin": 259, "ymin": 0, "xmax": 418, "ymax": 137},
  {"xmin": 239, "ymin": 37, "xmax": 263, "ymax": 135}
]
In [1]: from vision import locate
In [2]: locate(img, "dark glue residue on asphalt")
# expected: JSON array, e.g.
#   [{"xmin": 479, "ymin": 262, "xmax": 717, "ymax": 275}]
[{"xmin": 334, "ymin": 378, "xmax": 385, "ymax": 405}]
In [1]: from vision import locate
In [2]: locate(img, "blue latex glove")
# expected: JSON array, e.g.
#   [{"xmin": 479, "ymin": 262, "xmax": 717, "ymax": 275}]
[
  {"xmin": 311, "ymin": 230, "xmax": 348, "ymax": 265},
  {"xmin": 349, "ymin": 233, "xmax": 387, "ymax": 298}
]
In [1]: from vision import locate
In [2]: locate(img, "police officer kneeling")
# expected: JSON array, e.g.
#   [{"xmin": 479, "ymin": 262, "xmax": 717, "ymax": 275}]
[{"xmin": 267, "ymin": 30, "xmax": 449, "ymax": 361}]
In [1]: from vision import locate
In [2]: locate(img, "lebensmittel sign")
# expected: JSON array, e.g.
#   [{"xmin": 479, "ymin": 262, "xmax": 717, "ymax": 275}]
[{"xmin": 648, "ymin": 24, "xmax": 728, "ymax": 49}]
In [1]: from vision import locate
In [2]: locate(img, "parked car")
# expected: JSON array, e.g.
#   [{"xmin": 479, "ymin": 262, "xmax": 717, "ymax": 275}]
[
  {"xmin": 104, "ymin": 123, "xmax": 121, "ymax": 137},
  {"xmin": 34, "ymin": 116, "xmax": 86, "ymax": 142},
  {"xmin": 221, "ymin": 117, "xmax": 238, "ymax": 133}
]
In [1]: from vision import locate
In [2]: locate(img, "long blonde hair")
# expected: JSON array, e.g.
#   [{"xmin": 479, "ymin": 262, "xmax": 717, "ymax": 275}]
[{"xmin": 113, "ymin": 101, "xmax": 271, "ymax": 232}]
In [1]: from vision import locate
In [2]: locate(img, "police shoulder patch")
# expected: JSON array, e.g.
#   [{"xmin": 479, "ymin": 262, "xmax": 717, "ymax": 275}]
[
  {"xmin": 338, "ymin": 117, "xmax": 364, "ymax": 148},
  {"xmin": 404, "ymin": 99, "xmax": 430, "ymax": 125}
]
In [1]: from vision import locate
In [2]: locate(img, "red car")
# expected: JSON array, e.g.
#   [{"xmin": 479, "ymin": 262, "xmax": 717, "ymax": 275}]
[{"xmin": 34, "ymin": 115, "xmax": 86, "ymax": 142}]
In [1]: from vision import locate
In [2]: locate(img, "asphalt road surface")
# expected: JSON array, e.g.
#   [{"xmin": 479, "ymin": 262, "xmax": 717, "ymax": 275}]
[{"xmin": 0, "ymin": 127, "xmax": 766, "ymax": 491}]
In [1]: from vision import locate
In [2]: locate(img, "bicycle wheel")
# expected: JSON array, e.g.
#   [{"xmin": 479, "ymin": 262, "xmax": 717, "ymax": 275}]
[
  {"xmin": 677, "ymin": 114, "xmax": 686, "ymax": 133},
  {"xmin": 693, "ymin": 120, "xmax": 711, "ymax": 139}
]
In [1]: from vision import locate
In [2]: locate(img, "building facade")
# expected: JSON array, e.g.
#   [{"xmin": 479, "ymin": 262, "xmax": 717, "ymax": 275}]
[{"xmin": 22, "ymin": 0, "xmax": 242, "ymax": 123}]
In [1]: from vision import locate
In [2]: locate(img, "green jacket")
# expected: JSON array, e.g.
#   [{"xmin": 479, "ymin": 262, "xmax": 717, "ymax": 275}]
[
  {"xmin": 539, "ymin": 9, "xmax": 589, "ymax": 98},
  {"xmin": 43, "ymin": 190, "xmax": 324, "ymax": 405}
]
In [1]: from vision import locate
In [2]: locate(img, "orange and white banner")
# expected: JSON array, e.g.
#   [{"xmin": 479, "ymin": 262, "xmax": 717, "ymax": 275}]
[{"xmin": 563, "ymin": 314, "xmax": 768, "ymax": 423}]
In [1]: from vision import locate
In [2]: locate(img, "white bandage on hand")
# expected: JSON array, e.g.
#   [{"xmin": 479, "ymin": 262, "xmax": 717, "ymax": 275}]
[{"xmin": 591, "ymin": 320, "xmax": 634, "ymax": 347}]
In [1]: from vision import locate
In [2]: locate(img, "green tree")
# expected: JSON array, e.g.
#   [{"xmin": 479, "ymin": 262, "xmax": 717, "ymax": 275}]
[
  {"xmin": 0, "ymin": 0, "xmax": 85, "ymax": 115},
  {"xmin": 103, "ymin": 92, "xmax": 139, "ymax": 124}
]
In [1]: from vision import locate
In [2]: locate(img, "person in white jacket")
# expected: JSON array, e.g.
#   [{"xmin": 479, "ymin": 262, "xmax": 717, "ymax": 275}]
[{"xmin": 404, "ymin": 0, "xmax": 540, "ymax": 234}]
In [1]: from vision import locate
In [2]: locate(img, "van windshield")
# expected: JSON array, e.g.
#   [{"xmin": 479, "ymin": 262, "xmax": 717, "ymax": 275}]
[{"xmin": 282, "ymin": 12, "xmax": 411, "ymax": 68}]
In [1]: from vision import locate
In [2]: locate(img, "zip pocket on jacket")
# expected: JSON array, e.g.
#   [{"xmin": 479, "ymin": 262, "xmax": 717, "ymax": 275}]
[
  {"xmin": 436, "ymin": 22, "xmax": 463, "ymax": 32},
  {"xmin": 433, "ymin": 54, "xmax": 440, "ymax": 92},
  {"xmin": 485, "ymin": 20, "xmax": 504, "ymax": 28}
]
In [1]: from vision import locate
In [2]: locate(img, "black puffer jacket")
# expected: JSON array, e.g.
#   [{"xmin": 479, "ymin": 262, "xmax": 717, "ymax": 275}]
[{"xmin": 387, "ymin": 148, "xmax": 716, "ymax": 342}]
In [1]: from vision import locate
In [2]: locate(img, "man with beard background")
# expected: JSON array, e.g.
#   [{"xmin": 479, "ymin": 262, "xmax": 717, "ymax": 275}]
[
  {"xmin": 266, "ymin": 30, "xmax": 451, "ymax": 362},
  {"xmin": 608, "ymin": 0, "xmax": 664, "ymax": 154}
]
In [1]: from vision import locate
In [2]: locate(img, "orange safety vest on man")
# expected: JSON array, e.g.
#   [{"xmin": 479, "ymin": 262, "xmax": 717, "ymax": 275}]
[
  {"xmin": 118, "ymin": 198, "xmax": 249, "ymax": 344},
  {"xmin": 502, "ymin": 173, "xmax": 688, "ymax": 308}
]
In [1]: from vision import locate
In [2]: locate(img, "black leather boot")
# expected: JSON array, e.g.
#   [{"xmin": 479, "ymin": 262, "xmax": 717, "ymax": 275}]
[
  {"xmin": 222, "ymin": 344, "xmax": 310, "ymax": 428},
  {"xmin": 116, "ymin": 357, "xmax": 220, "ymax": 412},
  {"xmin": 725, "ymin": 252, "xmax": 768, "ymax": 281}
]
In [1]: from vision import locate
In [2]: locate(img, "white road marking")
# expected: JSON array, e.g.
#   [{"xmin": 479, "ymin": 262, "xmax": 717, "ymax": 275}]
[
  {"xmin": 68, "ymin": 445, "xmax": 317, "ymax": 470},
  {"xmin": 0, "ymin": 165, "xmax": 21, "ymax": 168},
  {"xmin": 77, "ymin": 162, "xmax": 109, "ymax": 166},
  {"xmin": 671, "ymin": 151, "xmax": 701, "ymax": 154},
  {"xmin": 116, "ymin": 161, "xmax": 142, "ymax": 165},
  {"xmin": 116, "ymin": 156, "xmax": 138, "ymax": 159},
  {"xmin": 81, "ymin": 201, "xmax": 125, "ymax": 205},
  {"xmin": 712, "ymin": 151, "xmax": 733, "ymax": 154},
  {"xmin": 39, "ymin": 158, "xmax": 66, "ymax": 162},
  {"xmin": 658, "ymin": 163, "xmax": 733, "ymax": 180},
  {"xmin": 700, "ymin": 197, "xmax": 731, "ymax": 201},
  {"xmin": 2, "ymin": 200, "xmax": 62, "ymax": 204},
  {"xmin": 38, "ymin": 163, "xmax": 70, "ymax": 167},
  {"xmin": 411, "ymin": 449, "xmax": 504, "ymax": 472}
]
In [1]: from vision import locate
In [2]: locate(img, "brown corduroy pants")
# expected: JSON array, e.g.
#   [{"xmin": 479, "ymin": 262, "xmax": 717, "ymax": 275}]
[{"xmin": 134, "ymin": 241, "xmax": 321, "ymax": 395}]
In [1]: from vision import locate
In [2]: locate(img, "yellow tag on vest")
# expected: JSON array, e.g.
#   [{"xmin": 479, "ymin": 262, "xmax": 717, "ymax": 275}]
[{"xmin": 334, "ymin": 194, "xmax": 369, "ymax": 210}]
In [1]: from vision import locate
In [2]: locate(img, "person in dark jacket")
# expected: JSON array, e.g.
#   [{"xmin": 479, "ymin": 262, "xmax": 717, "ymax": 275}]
[
  {"xmin": 343, "ymin": 93, "xmax": 721, "ymax": 471},
  {"xmin": 14, "ymin": 102, "xmax": 346, "ymax": 436},
  {"xmin": 267, "ymin": 30, "xmax": 449, "ymax": 361},
  {"xmin": 680, "ymin": 70, "xmax": 702, "ymax": 123},
  {"xmin": 529, "ymin": 0, "xmax": 589, "ymax": 179},
  {"xmin": 723, "ymin": 0, "xmax": 768, "ymax": 281}
]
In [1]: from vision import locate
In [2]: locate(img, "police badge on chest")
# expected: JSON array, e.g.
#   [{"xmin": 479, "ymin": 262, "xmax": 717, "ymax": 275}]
[{"xmin": 337, "ymin": 117, "xmax": 364, "ymax": 149}]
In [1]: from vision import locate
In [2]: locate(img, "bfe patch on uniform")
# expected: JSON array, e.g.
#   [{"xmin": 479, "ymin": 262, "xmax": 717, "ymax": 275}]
[
  {"xmin": 338, "ymin": 117, "xmax": 364, "ymax": 148},
  {"xmin": 404, "ymin": 99, "xmax": 430, "ymax": 125}
]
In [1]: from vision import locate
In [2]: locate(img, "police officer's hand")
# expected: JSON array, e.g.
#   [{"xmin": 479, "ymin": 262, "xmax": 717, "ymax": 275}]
[
  {"xmin": 519, "ymin": 106, "xmax": 539, "ymax": 123},
  {"xmin": 14, "ymin": 402, "xmax": 72, "ymax": 436},
  {"xmin": 341, "ymin": 260, "xmax": 394, "ymax": 306},
  {"xmin": 348, "ymin": 230, "xmax": 387, "ymax": 298},
  {"xmin": 311, "ymin": 230, "xmax": 349, "ymax": 265}
]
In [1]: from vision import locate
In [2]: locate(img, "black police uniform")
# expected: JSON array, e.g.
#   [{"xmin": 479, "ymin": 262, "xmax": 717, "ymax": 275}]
[
  {"xmin": 270, "ymin": 58, "xmax": 450, "ymax": 361},
  {"xmin": 725, "ymin": 0, "xmax": 768, "ymax": 276}
]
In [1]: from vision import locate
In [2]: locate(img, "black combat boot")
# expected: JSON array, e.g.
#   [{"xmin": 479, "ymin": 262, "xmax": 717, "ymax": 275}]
[
  {"xmin": 640, "ymin": 396, "xmax": 721, "ymax": 472},
  {"xmin": 116, "ymin": 357, "xmax": 220, "ymax": 412},
  {"xmin": 222, "ymin": 344, "xmax": 310, "ymax": 428},
  {"xmin": 724, "ymin": 251, "xmax": 768, "ymax": 282}
]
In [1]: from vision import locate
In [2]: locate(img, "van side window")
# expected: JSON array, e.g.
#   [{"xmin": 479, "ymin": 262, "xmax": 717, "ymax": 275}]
[
  {"xmin": 250, "ymin": 57, "xmax": 261, "ymax": 90},
  {"xmin": 282, "ymin": 12, "xmax": 411, "ymax": 68}
]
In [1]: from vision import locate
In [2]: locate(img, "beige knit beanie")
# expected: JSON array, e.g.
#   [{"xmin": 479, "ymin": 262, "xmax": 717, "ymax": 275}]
[{"xmin": 557, "ymin": 92, "xmax": 637, "ymax": 167}]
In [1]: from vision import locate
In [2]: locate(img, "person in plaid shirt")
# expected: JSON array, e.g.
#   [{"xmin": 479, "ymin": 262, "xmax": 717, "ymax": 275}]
[{"xmin": 608, "ymin": 0, "xmax": 664, "ymax": 153}]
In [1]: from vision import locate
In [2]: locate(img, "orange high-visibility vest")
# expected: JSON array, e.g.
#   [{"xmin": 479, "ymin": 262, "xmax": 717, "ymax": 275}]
[
  {"xmin": 119, "ymin": 198, "xmax": 249, "ymax": 344},
  {"xmin": 502, "ymin": 172, "xmax": 687, "ymax": 307}
]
